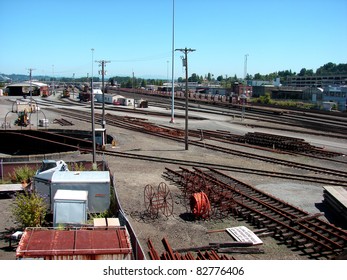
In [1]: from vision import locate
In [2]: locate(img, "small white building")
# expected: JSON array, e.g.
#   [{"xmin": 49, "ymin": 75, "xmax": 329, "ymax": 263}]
[
  {"xmin": 93, "ymin": 89, "xmax": 103, "ymax": 102},
  {"xmin": 53, "ymin": 189, "xmax": 88, "ymax": 227},
  {"xmin": 119, "ymin": 97, "xmax": 134, "ymax": 106}
]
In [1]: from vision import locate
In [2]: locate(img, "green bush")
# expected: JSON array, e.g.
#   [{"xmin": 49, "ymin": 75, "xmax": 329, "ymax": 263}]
[
  {"xmin": 69, "ymin": 162, "xmax": 87, "ymax": 171},
  {"xmin": 12, "ymin": 191, "xmax": 48, "ymax": 228},
  {"xmin": 9, "ymin": 165, "xmax": 36, "ymax": 184},
  {"xmin": 258, "ymin": 93, "xmax": 271, "ymax": 104}
]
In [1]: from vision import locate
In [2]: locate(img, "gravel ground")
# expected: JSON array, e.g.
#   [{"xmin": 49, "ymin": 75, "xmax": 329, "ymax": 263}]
[{"xmin": 0, "ymin": 94, "xmax": 346, "ymax": 260}]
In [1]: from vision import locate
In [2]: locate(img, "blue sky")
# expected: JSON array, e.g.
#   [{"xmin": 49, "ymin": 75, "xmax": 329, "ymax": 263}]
[{"xmin": 1, "ymin": 0, "xmax": 346, "ymax": 79}]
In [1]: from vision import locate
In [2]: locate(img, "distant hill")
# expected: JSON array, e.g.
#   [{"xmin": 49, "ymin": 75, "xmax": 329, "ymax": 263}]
[
  {"xmin": 0, "ymin": 74, "xmax": 11, "ymax": 82},
  {"xmin": 3, "ymin": 74, "xmax": 52, "ymax": 82}
]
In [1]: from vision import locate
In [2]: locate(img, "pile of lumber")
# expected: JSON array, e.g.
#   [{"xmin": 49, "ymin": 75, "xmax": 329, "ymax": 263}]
[{"xmin": 323, "ymin": 186, "xmax": 347, "ymax": 223}]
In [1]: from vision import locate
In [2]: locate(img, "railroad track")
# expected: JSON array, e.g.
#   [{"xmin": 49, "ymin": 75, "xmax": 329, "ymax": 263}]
[
  {"xmin": 49, "ymin": 107, "xmax": 347, "ymax": 180},
  {"xmin": 111, "ymin": 88, "xmax": 347, "ymax": 136},
  {"xmin": 193, "ymin": 129, "xmax": 345, "ymax": 159},
  {"xmin": 162, "ymin": 167, "xmax": 347, "ymax": 259},
  {"xmin": 53, "ymin": 118, "xmax": 74, "ymax": 126},
  {"xmin": 96, "ymin": 148, "xmax": 347, "ymax": 186},
  {"xmin": 38, "ymin": 92, "xmax": 347, "ymax": 139}
]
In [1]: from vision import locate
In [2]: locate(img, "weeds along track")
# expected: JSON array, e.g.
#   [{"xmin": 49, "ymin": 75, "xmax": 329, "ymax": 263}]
[{"xmin": 162, "ymin": 167, "xmax": 347, "ymax": 260}]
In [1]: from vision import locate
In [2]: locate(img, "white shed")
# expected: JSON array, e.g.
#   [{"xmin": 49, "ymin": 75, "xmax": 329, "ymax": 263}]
[{"xmin": 53, "ymin": 189, "xmax": 88, "ymax": 227}]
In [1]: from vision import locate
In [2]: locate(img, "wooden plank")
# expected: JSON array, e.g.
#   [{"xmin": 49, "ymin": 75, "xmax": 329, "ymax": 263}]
[
  {"xmin": 174, "ymin": 245, "xmax": 217, "ymax": 253},
  {"xmin": 323, "ymin": 186, "xmax": 347, "ymax": 209},
  {"xmin": 0, "ymin": 184, "xmax": 23, "ymax": 193},
  {"xmin": 253, "ymin": 228, "xmax": 269, "ymax": 234},
  {"xmin": 256, "ymin": 232, "xmax": 274, "ymax": 237},
  {"xmin": 107, "ymin": 218, "xmax": 120, "ymax": 227},
  {"xmin": 218, "ymin": 247, "xmax": 264, "ymax": 254},
  {"xmin": 206, "ymin": 229, "xmax": 226, "ymax": 234},
  {"xmin": 209, "ymin": 242, "xmax": 254, "ymax": 247},
  {"xmin": 93, "ymin": 218, "xmax": 107, "ymax": 227}
]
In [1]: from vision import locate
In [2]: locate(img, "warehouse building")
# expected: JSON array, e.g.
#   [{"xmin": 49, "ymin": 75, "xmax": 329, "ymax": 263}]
[{"xmin": 5, "ymin": 81, "xmax": 49, "ymax": 97}]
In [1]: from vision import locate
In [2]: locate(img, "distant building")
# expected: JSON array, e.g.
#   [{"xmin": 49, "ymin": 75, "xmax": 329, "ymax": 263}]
[
  {"xmin": 322, "ymin": 85, "xmax": 347, "ymax": 111},
  {"xmin": 250, "ymin": 78, "xmax": 281, "ymax": 87},
  {"xmin": 285, "ymin": 74, "xmax": 347, "ymax": 88},
  {"xmin": 232, "ymin": 82, "xmax": 252, "ymax": 97},
  {"xmin": 302, "ymin": 87, "xmax": 324, "ymax": 102},
  {"xmin": 5, "ymin": 81, "xmax": 49, "ymax": 96}
]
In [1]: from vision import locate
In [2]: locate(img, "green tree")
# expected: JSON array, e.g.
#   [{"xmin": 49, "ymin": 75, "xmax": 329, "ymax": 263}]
[
  {"xmin": 125, "ymin": 80, "xmax": 132, "ymax": 88},
  {"xmin": 298, "ymin": 68, "xmax": 307, "ymax": 76},
  {"xmin": 188, "ymin": 73, "xmax": 199, "ymax": 82},
  {"xmin": 12, "ymin": 192, "xmax": 48, "ymax": 228},
  {"xmin": 141, "ymin": 79, "xmax": 147, "ymax": 88},
  {"xmin": 254, "ymin": 73, "xmax": 263, "ymax": 80}
]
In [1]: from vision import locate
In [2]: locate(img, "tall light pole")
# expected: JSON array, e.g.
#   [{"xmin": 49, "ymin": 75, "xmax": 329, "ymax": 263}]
[
  {"xmin": 72, "ymin": 73, "xmax": 75, "ymax": 99},
  {"xmin": 170, "ymin": 0, "xmax": 175, "ymax": 123},
  {"xmin": 166, "ymin": 60, "xmax": 169, "ymax": 95},
  {"xmin": 96, "ymin": 59, "xmax": 110, "ymax": 129},
  {"xmin": 242, "ymin": 54, "xmax": 249, "ymax": 121},
  {"xmin": 132, "ymin": 71, "xmax": 135, "ymax": 109},
  {"xmin": 91, "ymin": 48, "xmax": 96, "ymax": 169},
  {"xmin": 175, "ymin": 47, "xmax": 196, "ymax": 150}
]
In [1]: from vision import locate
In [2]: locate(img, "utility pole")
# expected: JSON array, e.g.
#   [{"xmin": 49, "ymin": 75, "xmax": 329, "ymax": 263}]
[
  {"xmin": 175, "ymin": 47, "xmax": 196, "ymax": 150},
  {"xmin": 96, "ymin": 60, "xmax": 110, "ymax": 129},
  {"xmin": 91, "ymin": 48, "xmax": 96, "ymax": 169},
  {"xmin": 52, "ymin": 65, "xmax": 55, "ymax": 96},
  {"xmin": 132, "ymin": 71, "xmax": 135, "ymax": 109},
  {"xmin": 28, "ymin": 68, "xmax": 35, "ymax": 100}
]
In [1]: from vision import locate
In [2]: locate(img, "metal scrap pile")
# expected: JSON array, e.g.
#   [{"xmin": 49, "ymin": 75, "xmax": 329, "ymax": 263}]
[{"xmin": 147, "ymin": 238, "xmax": 235, "ymax": 260}]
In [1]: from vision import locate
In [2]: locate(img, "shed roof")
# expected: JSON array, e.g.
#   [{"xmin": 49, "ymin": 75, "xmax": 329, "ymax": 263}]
[
  {"xmin": 16, "ymin": 227, "xmax": 132, "ymax": 258},
  {"xmin": 6, "ymin": 81, "xmax": 48, "ymax": 88},
  {"xmin": 54, "ymin": 189, "xmax": 88, "ymax": 201},
  {"xmin": 34, "ymin": 170, "xmax": 110, "ymax": 184}
]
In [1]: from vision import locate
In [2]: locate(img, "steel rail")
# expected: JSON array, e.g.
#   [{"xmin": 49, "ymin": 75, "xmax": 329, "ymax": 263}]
[
  {"xmin": 163, "ymin": 167, "xmax": 347, "ymax": 258},
  {"xmin": 201, "ymin": 168, "xmax": 347, "ymax": 246}
]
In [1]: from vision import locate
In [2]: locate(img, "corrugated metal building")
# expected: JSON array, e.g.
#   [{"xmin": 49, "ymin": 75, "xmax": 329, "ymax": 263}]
[{"xmin": 16, "ymin": 227, "xmax": 133, "ymax": 260}]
